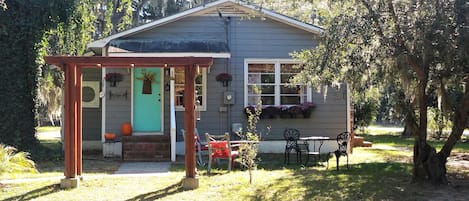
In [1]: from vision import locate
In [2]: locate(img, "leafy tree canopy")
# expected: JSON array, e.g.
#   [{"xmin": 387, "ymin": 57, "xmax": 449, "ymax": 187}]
[
  {"xmin": 293, "ymin": 0, "xmax": 468, "ymax": 184},
  {"xmin": 0, "ymin": 0, "xmax": 73, "ymax": 150}
]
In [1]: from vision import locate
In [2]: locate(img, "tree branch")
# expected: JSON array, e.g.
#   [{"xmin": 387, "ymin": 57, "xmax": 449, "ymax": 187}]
[{"xmin": 439, "ymin": 80, "xmax": 469, "ymax": 158}]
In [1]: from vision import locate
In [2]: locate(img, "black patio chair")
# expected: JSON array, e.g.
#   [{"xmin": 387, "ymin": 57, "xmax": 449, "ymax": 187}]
[
  {"xmin": 334, "ymin": 132, "xmax": 350, "ymax": 170},
  {"xmin": 284, "ymin": 128, "xmax": 301, "ymax": 164}
]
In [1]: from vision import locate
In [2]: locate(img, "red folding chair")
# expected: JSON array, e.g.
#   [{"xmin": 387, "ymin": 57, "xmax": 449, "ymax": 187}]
[{"xmin": 205, "ymin": 133, "xmax": 238, "ymax": 174}]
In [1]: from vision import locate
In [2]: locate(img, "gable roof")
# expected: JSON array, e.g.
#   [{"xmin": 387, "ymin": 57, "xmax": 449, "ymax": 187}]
[{"xmin": 88, "ymin": 0, "xmax": 323, "ymax": 53}]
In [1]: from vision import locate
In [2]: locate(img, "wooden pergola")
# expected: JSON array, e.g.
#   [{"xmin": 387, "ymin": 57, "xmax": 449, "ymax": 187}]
[{"xmin": 44, "ymin": 56, "xmax": 213, "ymax": 189}]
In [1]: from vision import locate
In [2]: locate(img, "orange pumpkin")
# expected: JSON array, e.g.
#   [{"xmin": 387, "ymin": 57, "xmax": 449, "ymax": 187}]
[
  {"xmin": 104, "ymin": 132, "xmax": 117, "ymax": 140},
  {"xmin": 121, "ymin": 122, "xmax": 132, "ymax": 136}
]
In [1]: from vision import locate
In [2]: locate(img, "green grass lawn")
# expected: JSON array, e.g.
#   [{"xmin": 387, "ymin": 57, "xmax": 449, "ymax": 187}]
[
  {"xmin": 0, "ymin": 154, "xmax": 418, "ymax": 201},
  {"xmin": 1, "ymin": 126, "xmax": 468, "ymax": 201},
  {"xmin": 358, "ymin": 126, "xmax": 469, "ymax": 152},
  {"xmin": 36, "ymin": 126, "xmax": 61, "ymax": 133}
]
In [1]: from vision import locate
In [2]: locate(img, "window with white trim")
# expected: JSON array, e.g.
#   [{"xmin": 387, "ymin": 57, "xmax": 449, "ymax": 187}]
[
  {"xmin": 174, "ymin": 68, "xmax": 206, "ymax": 111},
  {"xmin": 245, "ymin": 60, "xmax": 310, "ymax": 106}
]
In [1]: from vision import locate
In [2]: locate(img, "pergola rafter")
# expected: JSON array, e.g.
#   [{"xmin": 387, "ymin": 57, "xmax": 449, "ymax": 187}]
[{"xmin": 45, "ymin": 56, "xmax": 212, "ymax": 189}]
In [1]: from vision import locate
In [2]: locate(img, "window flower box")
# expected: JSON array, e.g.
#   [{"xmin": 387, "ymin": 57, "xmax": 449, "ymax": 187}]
[
  {"xmin": 244, "ymin": 102, "xmax": 316, "ymax": 119},
  {"xmin": 287, "ymin": 105, "xmax": 303, "ymax": 118},
  {"xmin": 262, "ymin": 106, "xmax": 281, "ymax": 119}
]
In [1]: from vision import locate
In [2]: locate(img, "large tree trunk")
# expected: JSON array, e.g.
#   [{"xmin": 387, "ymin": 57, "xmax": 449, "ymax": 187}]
[
  {"xmin": 412, "ymin": 78, "xmax": 469, "ymax": 184},
  {"xmin": 411, "ymin": 76, "xmax": 446, "ymax": 183}
]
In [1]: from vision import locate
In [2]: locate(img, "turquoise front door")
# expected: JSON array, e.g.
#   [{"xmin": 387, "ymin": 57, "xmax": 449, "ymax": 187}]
[{"xmin": 133, "ymin": 68, "xmax": 162, "ymax": 133}]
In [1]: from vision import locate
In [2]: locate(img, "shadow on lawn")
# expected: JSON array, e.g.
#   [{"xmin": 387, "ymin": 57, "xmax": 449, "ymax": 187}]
[
  {"xmin": 125, "ymin": 181, "xmax": 183, "ymax": 201},
  {"xmin": 244, "ymin": 162, "xmax": 416, "ymax": 201},
  {"xmin": 3, "ymin": 184, "xmax": 61, "ymax": 201}
]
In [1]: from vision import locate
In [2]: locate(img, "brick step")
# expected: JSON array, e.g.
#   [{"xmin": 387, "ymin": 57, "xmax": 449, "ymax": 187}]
[
  {"xmin": 122, "ymin": 135, "xmax": 170, "ymax": 161},
  {"xmin": 123, "ymin": 142, "xmax": 170, "ymax": 151},
  {"xmin": 122, "ymin": 135, "xmax": 170, "ymax": 142},
  {"xmin": 362, "ymin": 141, "xmax": 373, "ymax": 147},
  {"xmin": 124, "ymin": 151, "xmax": 170, "ymax": 161},
  {"xmin": 352, "ymin": 136, "xmax": 364, "ymax": 147}
]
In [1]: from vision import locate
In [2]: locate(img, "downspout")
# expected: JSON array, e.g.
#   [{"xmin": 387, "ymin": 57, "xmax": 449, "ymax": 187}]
[
  {"xmin": 101, "ymin": 46, "xmax": 107, "ymax": 156},
  {"xmin": 170, "ymin": 69, "xmax": 176, "ymax": 162},
  {"xmin": 224, "ymin": 16, "xmax": 232, "ymax": 132}
]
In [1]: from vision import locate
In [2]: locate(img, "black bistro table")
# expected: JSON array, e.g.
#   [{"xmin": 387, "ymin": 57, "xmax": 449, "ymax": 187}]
[{"xmin": 299, "ymin": 136, "xmax": 332, "ymax": 165}]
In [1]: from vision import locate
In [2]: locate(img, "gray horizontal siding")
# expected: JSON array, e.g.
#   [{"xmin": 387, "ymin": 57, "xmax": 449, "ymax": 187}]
[
  {"xmin": 106, "ymin": 14, "xmax": 346, "ymax": 142},
  {"xmin": 128, "ymin": 16, "xmax": 226, "ymax": 41},
  {"xmin": 105, "ymin": 68, "xmax": 132, "ymax": 138},
  {"xmin": 82, "ymin": 68, "xmax": 102, "ymax": 141}
]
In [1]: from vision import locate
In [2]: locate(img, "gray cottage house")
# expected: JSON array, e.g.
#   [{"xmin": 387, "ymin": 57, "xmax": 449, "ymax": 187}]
[{"xmin": 81, "ymin": 0, "xmax": 351, "ymax": 161}]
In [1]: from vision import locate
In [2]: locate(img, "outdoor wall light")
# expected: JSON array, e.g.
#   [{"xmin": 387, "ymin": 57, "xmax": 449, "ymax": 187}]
[
  {"xmin": 165, "ymin": 82, "xmax": 170, "ymax": 91},
  {"xmin": 164, "ymin": 67, "xmax": 170, "ymax": 77}
]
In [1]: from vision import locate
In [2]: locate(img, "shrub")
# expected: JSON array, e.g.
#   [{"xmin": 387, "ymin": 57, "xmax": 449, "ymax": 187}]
[{"xmin": 0, "ymin": 144, "xmax": 37, "ymax": 176}]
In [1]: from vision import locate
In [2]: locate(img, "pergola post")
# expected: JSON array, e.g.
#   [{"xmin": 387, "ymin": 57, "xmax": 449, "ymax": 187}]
[
  {"xmin": 61, "ymin": 63, "xmax": 82, "ymax": 188},
  {"xmin": 182, "ymin": 64, "xmax": 198, "ymax": 189}
]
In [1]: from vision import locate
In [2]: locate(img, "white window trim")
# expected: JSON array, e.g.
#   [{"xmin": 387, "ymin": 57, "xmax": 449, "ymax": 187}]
[
  {"xmin": 174, "ymin": 68, "xmax": 207, "ymax": 111},
  {"xmin": 244, "ymin": 58, "xmax": 312, "ymax": 107}
]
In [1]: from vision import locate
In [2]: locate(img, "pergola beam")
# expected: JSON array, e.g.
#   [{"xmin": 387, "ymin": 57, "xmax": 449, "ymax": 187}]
[{"xmin": 45, "ymin": 56, "xmax": 213, "ymax": 68}]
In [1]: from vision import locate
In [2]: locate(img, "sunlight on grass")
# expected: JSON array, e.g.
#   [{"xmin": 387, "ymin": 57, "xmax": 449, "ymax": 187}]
[
  {"xmin": 2, "ymin": 126, "xmax": 468, "ymax": 200},
  {"xmin": 36, "ymin": 126, "xmax": 61, "ymax": 133}
]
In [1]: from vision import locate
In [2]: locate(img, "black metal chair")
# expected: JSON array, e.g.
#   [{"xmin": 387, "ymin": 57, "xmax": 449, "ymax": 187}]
[
  {"xmin": 334, "ymin": 132, "xmax": 350, "ymax": 170},
  {"xmin": 284, "ymin": 128, "xmax": 301, "ymax": 164}
]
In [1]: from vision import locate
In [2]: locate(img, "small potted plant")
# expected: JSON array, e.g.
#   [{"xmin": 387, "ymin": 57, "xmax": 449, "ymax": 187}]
[
  {"xmin": 288, "ymin": 105, "xmax": 303, "ymax": 118},
  {"xmin": 216, "ymin": 73, "xmax": 232, "ymax": 87},
  {"xmin": 104, "ymin": 72, "xmax": 123, "ymax": 87},
  {"xmin": 300, "ymin": 102, "xmax": 316, "ymax": 118}
]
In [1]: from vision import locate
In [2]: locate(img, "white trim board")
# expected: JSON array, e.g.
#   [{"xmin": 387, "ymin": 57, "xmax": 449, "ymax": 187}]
[{"xmin": 108, "ymin": 52, "xmax": 231, "ymax": 58}]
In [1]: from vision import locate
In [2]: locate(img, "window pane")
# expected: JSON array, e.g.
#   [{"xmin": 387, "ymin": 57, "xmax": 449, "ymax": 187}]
[
  {"xmin": 280, "ymin": 64, "xmax": 300, "ymax": 73},
  {"xmin": 261, "ymin": 74, "xmax": 275, "ymax": 83},
  {"xmin": 175, "ymin": 68, "xmax": 184, "ymax": 84},
  {"xmin": 261, "ymin": 96, "xmax": 275, "ymax": 105},
  {"xmin": 281, "ymin": 74, "xmax": 295, "ymax": 83},
  {"xmin": 280, "ymin": 86, "xmax": 300, "ymax": 94},
  {"xmin": 248, "ymin": 96, "xmax": 261, "ymax": 105},
  {"xmin": 248, "ymin": 64, "xmax": 275, "ymax": 73},
  {"xmin": 174, "ymin": 68, "xmax": 205, "ymax": 108},
  {"xmin": 248, "ymin": 85, "xmax": 275, "ymax": 95},
  {"xmin": 248, "ymin": 74, "xmax": 261, "ymax": 84},
  {"xmin": 247, "ymin": 85, "xmax": 258, "ymax": 94},
  {"xmin": 196, "ymin": 86, "xmax": 203, "ymax": 95},
  {"xmin": 260, "ymin": 85, "xmax": 274, "ymax": 94},
  {"xmin": 197, "ymin": 96, "xmax": 203, "ymax": 106},
  {"xmin": 195, "ymin": 74, "xmax": 202, "ymax": 84}
]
